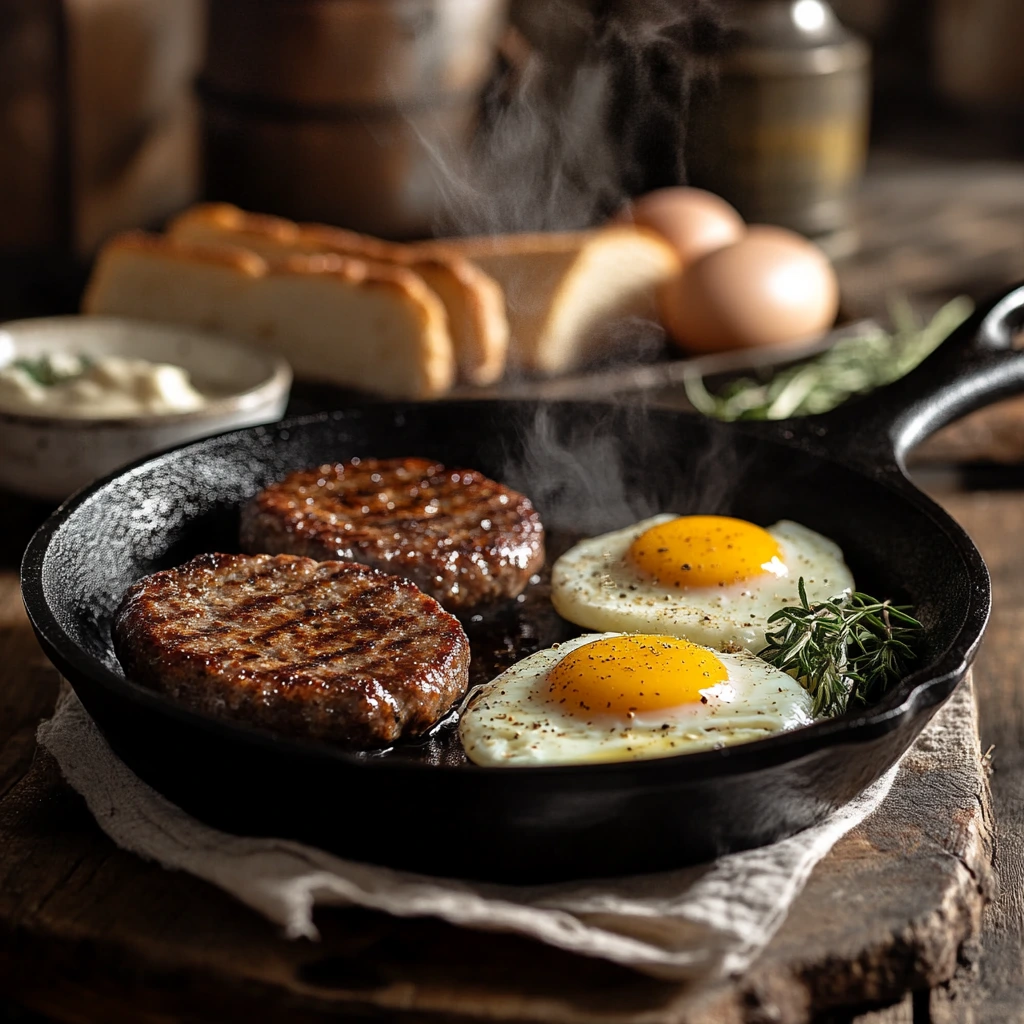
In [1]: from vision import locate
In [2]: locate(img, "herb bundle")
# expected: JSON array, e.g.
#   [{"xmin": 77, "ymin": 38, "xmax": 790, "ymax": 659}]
[
  {"xmin": 684, "ymin": 296, "xmax": 973, "ymax": 422},
  {"xmin": 760, "ymin": 579, "xmax": 922, "ymax": 717}
]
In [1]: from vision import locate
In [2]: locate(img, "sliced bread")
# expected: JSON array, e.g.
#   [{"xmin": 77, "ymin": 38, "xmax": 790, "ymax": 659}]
[
  {"xmin": 82, "ymin": 232, "xmax": 456, "ymax": 399},
  {"xmin": 168, "ymin": 204, "xmax": 509, "ymax": 386},
  {"xmin": 421, "ymin": 227, "xmax": 680, "ymax": 376}
]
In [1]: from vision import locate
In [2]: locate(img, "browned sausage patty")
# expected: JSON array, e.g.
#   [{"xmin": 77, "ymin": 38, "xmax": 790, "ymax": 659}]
[
  {"xmin": 240, "ymin": 457, "xmax": 546, "ymax": 612},
  {"xmin": 112, "ymin": 553, "xmax": 470, "ymax": 748}
]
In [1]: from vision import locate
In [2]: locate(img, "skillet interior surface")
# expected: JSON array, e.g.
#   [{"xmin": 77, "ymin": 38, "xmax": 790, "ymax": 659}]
[{"xmin": 21, "ymin": 400, "xmax": 984, "ymax": 881}]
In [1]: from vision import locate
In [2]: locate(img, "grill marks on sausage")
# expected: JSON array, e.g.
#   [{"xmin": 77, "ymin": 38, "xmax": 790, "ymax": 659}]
[
  {"xmin": 240, "ymin": 457, "xmax": 546, "ymax": 611},
  {"xmin": 112, "ymin": 553, "xmax": 470, "ymax": 748}
]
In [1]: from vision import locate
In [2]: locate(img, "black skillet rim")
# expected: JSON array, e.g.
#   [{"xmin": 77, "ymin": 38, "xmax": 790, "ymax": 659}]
[{"xmin": 20, "ymin": 401, "xmax": 990, "ymax": 780}]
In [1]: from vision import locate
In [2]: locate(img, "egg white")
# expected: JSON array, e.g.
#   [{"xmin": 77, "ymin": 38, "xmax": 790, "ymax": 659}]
[
  {"xmin": 550, "ymin": 515, "xmax": 854, "ymax": 653},
  {"xmin": 458, "ymin": 632, "xmax": 815, "ymax": 767}
]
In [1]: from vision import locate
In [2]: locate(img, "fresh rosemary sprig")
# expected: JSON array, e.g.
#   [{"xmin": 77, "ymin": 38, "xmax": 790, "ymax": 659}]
[
  {"xmin": 685, "ymin": 295, "xmax": 973, "ymax": 422},
  {"xmin": 760, "ymin": 578, "xmax": 923, "ymax": 717}
]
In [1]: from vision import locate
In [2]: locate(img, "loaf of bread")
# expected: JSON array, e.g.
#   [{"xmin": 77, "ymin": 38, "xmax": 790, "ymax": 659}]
[
  {"xmin": 82, "ymin": 232, "xmax": 456, "ymax": 399},
  {"xmin": 420, "ymin": 228, "xmax": 680, "ymax": 376},
  {"xmin": 168, "ymin": 204, "xmax": 509, "ymax": 386}
]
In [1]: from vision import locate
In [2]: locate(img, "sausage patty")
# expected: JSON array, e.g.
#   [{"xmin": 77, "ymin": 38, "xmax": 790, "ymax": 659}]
[
  {"xmin": 240, "ymin": 457, "xmax": 546, "ymax": 611},
  {"xmin": 112, "ymin": 552, "xmax": 470, "ymax": 748}
]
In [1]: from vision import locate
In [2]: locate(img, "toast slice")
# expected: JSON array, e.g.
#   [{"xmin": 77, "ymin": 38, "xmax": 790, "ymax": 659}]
[
  {"xmin": 82, "ymin": 232, "xmax": 456, "ymax": 399},
  {"xmin": 420, "ymin": 228, "xmax": 680, "ymax": 376},
  {"xmin": 168, "ymin": 204, "xmax": 509, "ymax": 386}
]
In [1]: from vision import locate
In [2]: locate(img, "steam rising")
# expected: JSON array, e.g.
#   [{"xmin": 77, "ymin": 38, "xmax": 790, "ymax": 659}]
[
  {"xmin": 503, "ymin": 406, "xmax": 655, "ymax": 533},
  {"xmin": 421, "ymin": 2, "xmax": 731, "ymax": 527},
  {"xmin": 430, "ymin": 0, "xmax": 723, "ymax": 235},
  {"xmin": 501, "ymin": 403, "xmax": 745, "ymax": 535}
]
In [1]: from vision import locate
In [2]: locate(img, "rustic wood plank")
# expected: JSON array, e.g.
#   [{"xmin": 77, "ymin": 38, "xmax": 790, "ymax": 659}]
[
  {"xmin": 913, "ymin": 397, "xmax": 1024, "ymax": 468},
  {"xmin": 929, "ymin": 487, "xmax": 1024, "ymax": 1022},
  {"xmin": 839, "ymin": 154, "xmax": 1024, "ymax": 468},
  {"xmin": 852, "ymin": 995, "xmax": 914, "ymax": 1024},
  {"xmin": 839, "ymin": 155, "xmax": 1024, "ymax": 322},
  {"xmin": 688, "ymin": 678, "xmax": 991, "ymax": 1024}
]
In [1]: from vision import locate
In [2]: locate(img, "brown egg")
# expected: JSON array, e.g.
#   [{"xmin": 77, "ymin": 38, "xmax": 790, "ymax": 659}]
[
  {"xmin": 619, "ymin": 187, "xmax": 746, "ymax": 268},
  {"xmin": 660, "ymin": 225, "xmax": 840, "ymax": 354}
]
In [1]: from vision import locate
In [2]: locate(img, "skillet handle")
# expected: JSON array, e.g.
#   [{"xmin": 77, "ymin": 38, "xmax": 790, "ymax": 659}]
[{"xmin": 808, "ymin": 281, "xmax": 1024, "ymax": 467}]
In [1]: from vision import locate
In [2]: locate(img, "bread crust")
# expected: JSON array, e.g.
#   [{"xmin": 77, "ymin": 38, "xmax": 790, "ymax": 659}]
[
  {"xmin": 423, "ymin": 227, "xmax": 680, "ymax": 374},
  {"xmin": 169, "ymin": 204, "xmax": 509, "ymax": 386},
  {"xmin": 83, "ymin": 231, "xmax": 456, "ymax": 399}
]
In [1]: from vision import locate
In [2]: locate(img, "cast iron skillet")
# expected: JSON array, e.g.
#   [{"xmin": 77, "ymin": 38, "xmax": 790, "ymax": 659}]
[{"xmin": 21, "ymin": 284, "xmax": 1024, "ymax": 884}]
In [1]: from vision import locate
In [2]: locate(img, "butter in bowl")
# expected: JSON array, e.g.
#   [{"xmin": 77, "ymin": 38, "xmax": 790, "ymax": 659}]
[{"xmin": 0, "ymin": 317, "xmax": 292, "ymax": 502}]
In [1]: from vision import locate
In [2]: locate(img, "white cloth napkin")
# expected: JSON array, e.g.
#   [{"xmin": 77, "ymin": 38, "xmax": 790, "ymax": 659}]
[{"xmin": 37, "ymin": 689, "xmax": 900, "ymax": 982}]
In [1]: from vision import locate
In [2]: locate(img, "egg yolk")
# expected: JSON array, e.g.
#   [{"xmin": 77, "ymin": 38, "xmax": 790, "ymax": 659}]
[
  {"xmin": 544, "ymin": 635, "xmax": 727, "ymax": 718},
  {"xmin": 627, "ymin": 515, "xmax": 785, "ymax": 589}
]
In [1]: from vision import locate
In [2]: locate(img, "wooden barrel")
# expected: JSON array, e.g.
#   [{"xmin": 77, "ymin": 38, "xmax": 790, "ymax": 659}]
[{"xmin": 201, "ymin": 0, "xmax": 508, "ymax": 238}]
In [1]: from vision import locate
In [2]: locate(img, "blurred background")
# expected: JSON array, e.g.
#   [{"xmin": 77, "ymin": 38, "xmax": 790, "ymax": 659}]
[{"xmin": 1, "ymin": 0, "xmax": 1023, "ymax": 321}]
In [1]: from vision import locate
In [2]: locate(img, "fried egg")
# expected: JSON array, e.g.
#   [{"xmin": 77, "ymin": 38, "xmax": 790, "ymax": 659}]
[
  {"xmin": 551, "ymin": 514, "xmax": 854, "ymax": 652},
  {"xmin": 459, "ymin": 632, "xmax": 814, "ymax": 766}
]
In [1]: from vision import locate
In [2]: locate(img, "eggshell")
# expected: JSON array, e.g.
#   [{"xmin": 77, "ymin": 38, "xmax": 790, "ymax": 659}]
[
  {"xmin": 660, "ymin": 225, "xmax": 840, "ymax": 354},
  {"xmin": 618, "ymin": 187, "xmax": 746, "ymax": 268}
]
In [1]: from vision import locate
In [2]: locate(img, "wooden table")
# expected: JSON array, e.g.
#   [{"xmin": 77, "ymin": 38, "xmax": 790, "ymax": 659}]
[{"xmin": 3, "ymin": 148, "xmax": 1024, "ymax": 1022}]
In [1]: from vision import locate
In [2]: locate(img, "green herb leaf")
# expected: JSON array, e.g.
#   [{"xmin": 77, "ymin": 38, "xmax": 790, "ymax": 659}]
[
  {"xmin": 12, "ymin": 354, "xmax": 92, "ymax": 387},
  {"xmin": 685, "ymin": 295, "xmax": 974, "ymax": 422},
  {"xmin": 760, "ymin": 579, "xmax": 922, "ymax": 717}
]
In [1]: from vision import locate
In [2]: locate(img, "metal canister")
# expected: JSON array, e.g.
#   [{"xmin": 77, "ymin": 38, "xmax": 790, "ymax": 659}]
[{"xmin": 687, "ymin": 0, "xmax": 870, "ymax": 250}]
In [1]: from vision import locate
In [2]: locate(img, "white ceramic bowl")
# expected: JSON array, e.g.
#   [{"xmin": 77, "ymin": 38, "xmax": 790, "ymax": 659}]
[{"xmin": 0, "ymin": 316, "xmax": 292, "ymax": 501}]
